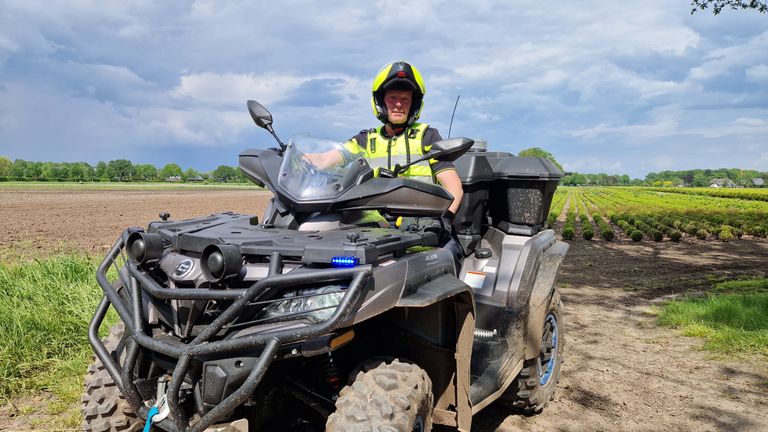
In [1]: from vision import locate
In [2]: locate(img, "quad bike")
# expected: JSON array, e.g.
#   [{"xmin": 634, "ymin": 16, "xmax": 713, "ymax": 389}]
[{"xmin": 82, "ymin": 100, "xmax": 568, "ymax": 432}]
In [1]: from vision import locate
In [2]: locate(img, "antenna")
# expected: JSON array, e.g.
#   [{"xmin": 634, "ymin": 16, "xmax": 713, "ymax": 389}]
[{"xmin": 447, "ymin": 94, "xmax": 460, "ymax": 138}]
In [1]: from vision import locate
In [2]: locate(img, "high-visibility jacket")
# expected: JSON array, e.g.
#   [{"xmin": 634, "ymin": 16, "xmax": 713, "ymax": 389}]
[{"xmin": 342, "ymin": 123, "xmax": 452, "ymax": 183}]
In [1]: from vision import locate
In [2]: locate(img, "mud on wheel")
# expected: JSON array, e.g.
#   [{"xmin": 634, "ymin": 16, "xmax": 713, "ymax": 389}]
[
  {"xmin": 504, "ymin": 290, "xmax": 565, "ymax": 414},
  {"xmin": 81, "ymin": 322, "xmax": 142, "ymax": 432},
  {"xmin": 326, "ymin": 359, "xmax": 433, "ymax": 432}
]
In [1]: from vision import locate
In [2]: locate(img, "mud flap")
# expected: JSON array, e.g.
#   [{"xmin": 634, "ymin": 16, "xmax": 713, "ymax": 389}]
[{"xmin": 432, "ymin": 290, "xmax": 475, "ymax": 431}]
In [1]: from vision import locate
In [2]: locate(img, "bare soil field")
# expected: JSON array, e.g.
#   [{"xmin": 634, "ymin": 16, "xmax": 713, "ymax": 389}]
[{"xmin": 1, "ymin": 188, "xmax": 767, "ymax": 431}]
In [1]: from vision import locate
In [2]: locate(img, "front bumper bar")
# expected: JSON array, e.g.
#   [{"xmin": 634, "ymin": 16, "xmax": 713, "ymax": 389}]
[{"xmin": 89, "ymin": 233, "xmax": 372, "ymax": 432}]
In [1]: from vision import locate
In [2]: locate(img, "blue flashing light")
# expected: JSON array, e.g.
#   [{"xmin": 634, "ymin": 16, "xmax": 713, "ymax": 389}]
[{"xmin": 331, "ymin": 256, "xmax": 359, "ymax": 267}]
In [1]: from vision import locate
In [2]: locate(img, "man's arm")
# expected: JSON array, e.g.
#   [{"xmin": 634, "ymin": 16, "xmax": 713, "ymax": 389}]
[
  {"xmin": 436, "ymin": 169, "xmax": 463, "ymax": 214},
  {"xmin": 304, "ymin": 150, "xmax": 344, "ymax": 169}
]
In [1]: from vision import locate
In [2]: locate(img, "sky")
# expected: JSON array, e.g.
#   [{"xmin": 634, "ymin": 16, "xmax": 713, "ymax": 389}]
[{"xmin": 0, "ymin": 1, "xmax": 766, "ymax": 179}]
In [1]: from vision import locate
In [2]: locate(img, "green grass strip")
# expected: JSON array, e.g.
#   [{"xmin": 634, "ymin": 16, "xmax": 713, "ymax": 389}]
[
  {"xmin": 658, "ymin": 278, "xmax": 768, "ymax": 356},
  {"xmin": 0, "ymin": 253, "xmax": 115, "ymax": 402}
]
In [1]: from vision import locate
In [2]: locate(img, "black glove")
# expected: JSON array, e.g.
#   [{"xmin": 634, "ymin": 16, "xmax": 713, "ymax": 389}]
[{"xmin": 441, "ymin": 209, "xmax": 456, "ymax": 234}]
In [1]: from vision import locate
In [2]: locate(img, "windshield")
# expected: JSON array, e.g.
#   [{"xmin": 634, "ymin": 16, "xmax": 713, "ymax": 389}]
[{"xmin": 278, "ymin": 133, "xmax": 371, "ymax": 200}]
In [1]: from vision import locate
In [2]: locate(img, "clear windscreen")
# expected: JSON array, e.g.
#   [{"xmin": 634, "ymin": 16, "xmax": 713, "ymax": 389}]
[{"xmin": 278, "ymin": 133, "xmax": 371, "ymax": 200}]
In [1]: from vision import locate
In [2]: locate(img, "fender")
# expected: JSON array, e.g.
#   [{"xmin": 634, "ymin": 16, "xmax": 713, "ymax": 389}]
[{"xmin": 397, "ymin": 274, "xmax": 476, "ymax": 432}]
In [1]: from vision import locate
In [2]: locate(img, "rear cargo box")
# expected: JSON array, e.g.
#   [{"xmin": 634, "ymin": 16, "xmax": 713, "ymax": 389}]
[
  {"xmin": 488, "ymin": 156, "xmax": 563, "ymax": 235},
  {"xmin": 453, "ymin": 150, "xmax": 495, "ymax": 236}
]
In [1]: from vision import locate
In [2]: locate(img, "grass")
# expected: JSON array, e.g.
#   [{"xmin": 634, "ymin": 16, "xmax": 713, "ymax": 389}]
[
  {"xmin": 658, "ymin": 278, "xmax": 768, "ymax": 356},
  {"xmin": 0, "ymin": 181, "xmax": 260, "ymax": 191},
  {"xmin": 0, "ymin": 253, "xmax": 116, "ymax": 404}
]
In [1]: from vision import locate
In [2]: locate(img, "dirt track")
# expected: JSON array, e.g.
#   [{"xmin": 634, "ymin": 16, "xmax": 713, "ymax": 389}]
[{"xmin": 1, "ymin": 188, "xmax": 767, "ymax": 431}]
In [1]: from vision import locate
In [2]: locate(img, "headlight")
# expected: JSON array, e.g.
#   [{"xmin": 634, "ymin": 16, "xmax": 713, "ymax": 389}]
[
  {"xmin": 201, "ymin": 244, "xmax": 243, "ymax": 282},
  {"xmin": 126, "ymin": 232, "xmax": 164, "ymax": 264},
  {"xmin": 257, "ymin": 285, "xmax": 345, "ymax": 324}
]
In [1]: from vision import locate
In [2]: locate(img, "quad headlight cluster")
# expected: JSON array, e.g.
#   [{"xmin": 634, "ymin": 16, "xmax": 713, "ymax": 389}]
[{"xmin": 257, "ymin": 285, "xmax": 345, "ymax": 324}]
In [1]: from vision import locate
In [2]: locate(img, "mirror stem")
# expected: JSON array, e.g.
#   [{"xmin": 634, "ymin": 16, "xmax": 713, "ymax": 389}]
[{"xmin": 266, "ymin": 125, "xmax": 286, "ymax": 151}]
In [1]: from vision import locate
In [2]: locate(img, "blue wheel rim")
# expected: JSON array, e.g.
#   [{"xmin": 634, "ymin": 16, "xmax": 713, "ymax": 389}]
[{"xmin": 537, "ymin": 313, "xmax": 559, "ymax": 386}]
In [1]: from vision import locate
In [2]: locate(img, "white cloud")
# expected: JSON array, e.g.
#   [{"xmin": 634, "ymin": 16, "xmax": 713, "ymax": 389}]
[
  {"xmin": 745, "ymin": 64, "xmax": 768, "ymax": 82},
  {"xmin": 688, "ymin": 31, "xmax": 768, "ymax": 81},
  {"xmin": 1, "ymin": 0, "xmax": 767, "ymax": 179},
  {"xmin": 171, "ymin": 73, "xmax": 305, "ymax": 107},
  {"xmin": 563, "ymin": 158, "xmax": 625, "ymax": 174},
  {"xmin": 570, "ymin": 119, "xmax": 679, "ymax": 140}
]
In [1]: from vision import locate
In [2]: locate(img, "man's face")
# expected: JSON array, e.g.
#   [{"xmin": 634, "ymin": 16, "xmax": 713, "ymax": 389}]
[{"xmin": 384, "ymin": 89, "xmax": 413, "ymax": 125}]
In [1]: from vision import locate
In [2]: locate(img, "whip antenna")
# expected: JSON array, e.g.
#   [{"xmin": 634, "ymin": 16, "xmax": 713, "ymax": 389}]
[{"xmin": 447, "ymin": 94, "xmax": 460, "ymax": 138}]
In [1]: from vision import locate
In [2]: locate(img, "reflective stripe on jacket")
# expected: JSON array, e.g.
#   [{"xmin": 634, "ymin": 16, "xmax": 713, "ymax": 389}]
[{"xmin": 343, "ymin": 123, "xmax": 435, "ymax": 183}]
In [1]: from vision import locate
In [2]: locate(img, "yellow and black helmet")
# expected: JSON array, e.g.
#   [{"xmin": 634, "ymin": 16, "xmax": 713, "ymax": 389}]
[{"xmin": 371, "ymin": 61, "xmax": 426, "ymax": 126}]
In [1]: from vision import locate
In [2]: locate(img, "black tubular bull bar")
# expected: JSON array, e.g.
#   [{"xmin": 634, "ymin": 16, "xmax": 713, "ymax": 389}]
[{"xmin": 89, "ymin": 233, "xmax": 372, "ymax": 432}]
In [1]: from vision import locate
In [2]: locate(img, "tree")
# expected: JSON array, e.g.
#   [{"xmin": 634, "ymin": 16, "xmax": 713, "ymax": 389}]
[
  {"xmin": 212, "ymin": 165, "xmax": 238, "ymax": 182},
  {"xmin": 135, "ymin": 164, "xmax": 158, "ymax": 181},
  {"xmin": 107, "ymin": 159, "xmax": 135, "ymax": 181},
  {"xmin": 691, "ymin": 0, "xmax": 767, "ymax": 14},
  {"xmin": 183, "ymin": 168, "xmax": 199, "ymax": 181},
  {"xmin": 160, "ymin": 163, "xmax": 183, "ymax": 180},
  {"xmin": 95, "ymin": 161, "xmax": 109, "ymax": 180},
  {"xmin": 517, "ymin": 147, "xmax": 564, "ymax": 172},
  {"xmin": 0, "ymin": 156, "xmax": 11, "ymax": 178}
]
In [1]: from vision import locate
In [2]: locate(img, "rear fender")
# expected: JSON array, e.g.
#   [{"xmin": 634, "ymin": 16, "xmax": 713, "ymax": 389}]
[{"xmin": 524, "ymin": 240, "xmax": 568, "ymax": 360}]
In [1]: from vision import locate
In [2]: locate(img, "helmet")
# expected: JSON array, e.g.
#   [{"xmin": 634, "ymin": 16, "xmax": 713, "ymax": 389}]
[{"xmin": 370, "ymin": 61, "xmax": 426, "ymax": 126}]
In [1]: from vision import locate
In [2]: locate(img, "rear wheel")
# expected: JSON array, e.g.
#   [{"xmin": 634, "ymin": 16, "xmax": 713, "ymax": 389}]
[
  {"xmin": 81, "ymin": 322, "xmax": 142, "ymax": 432},
  {"xmin": 326, "ymin": 359, "xmax": 433, "ymax": 432},
  {"xmin": 504, "ymin": 290, "xmax": 565, "ymax": 414}
]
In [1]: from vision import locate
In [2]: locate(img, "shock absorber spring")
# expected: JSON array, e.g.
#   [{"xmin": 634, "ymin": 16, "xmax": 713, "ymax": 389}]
[{"xmin": 320, "ymin": 353, "xmax": 341, "ymax": 392}]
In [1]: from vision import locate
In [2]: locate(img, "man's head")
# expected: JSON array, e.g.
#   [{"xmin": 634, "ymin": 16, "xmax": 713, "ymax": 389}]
[
  {"xmin": 371, "ymin": 61, "xmax": 425, "ymax": 127},
  {"xmin": 383, "ymin": 89, "xmax": 412, "ymax": 125}
]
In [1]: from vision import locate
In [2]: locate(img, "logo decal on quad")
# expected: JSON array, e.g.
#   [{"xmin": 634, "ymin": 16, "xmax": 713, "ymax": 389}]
[
  {"xmin": 174, "ymin": 259, "xmax": 194, "ymax": 278},
  {"xmin": 425, "ymin": 253, "xmax": 439, "ymax": 264}
]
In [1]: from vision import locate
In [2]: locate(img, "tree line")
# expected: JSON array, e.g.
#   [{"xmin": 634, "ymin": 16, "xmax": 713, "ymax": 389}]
[
  {"xmin": 559, "ymin": 168, "xmax": 767, "ymax": 188},
  {"xmin": 0, "ymin": 156, "xmax": 248, "ymax": 183}
]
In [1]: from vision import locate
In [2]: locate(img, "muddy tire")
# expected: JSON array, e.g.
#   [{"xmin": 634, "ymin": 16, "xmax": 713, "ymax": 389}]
[
  {"xmin": 504, "ymin": 290, "xmax": 565, "ymax": 414},
  {"xmin": 81, "ymin": 322, "xmax": 142, "ymax": 432},
  {"xmin": 326, "ymin": 359, "xmax": 433, "ymax": 432}
]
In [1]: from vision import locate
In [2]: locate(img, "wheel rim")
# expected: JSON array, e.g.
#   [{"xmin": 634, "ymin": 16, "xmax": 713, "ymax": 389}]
[{"xmin": 537, "ymin": 312, "xmax": 559, "ymax": 386}]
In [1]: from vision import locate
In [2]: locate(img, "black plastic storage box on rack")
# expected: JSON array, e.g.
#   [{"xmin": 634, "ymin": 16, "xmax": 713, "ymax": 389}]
[
  {"xmin": 487, "ymin": 155, "xmax": 564, "ymax": 235},
  {"xmin": 453, "ymin": 146, "xmax": 495, "ymax": 236}
]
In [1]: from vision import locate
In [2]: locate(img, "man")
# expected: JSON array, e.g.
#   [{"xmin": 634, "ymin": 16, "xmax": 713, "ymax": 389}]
[
  {"xmin": 309, "ymin": 60, "xmax": 464, "ymax": 217},
  {"xmin": 307, "ymin": 61, "xmax": 464, "ymax": 262}
]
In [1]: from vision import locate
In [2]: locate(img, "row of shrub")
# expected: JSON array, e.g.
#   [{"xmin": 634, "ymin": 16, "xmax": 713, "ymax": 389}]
[
  {"xmin": 592, "ymin": 213, "xmax": 615, "ymax": 241},
  {"xmin": 580, "ymin": 214, "xmax": 594, "ymax": 240},
  {"xmin": 562, "ymin": 211, "xmax": 576, "ymax": 240},
  {"xmin": 612, "ymin": 215, "xmax": 644, "ymax": 242}
]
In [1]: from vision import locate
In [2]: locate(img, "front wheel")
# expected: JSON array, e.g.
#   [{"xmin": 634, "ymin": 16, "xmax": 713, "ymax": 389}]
[
  {"xmin": 81, "ymin": 322, "xmax": 142, "ymax": 432},
  {"xmin": 326, "ymin": 359, "xmax": 433, "ymax": 432},
  {"xmin": 503, "ymin": 290, "xmax": 565, "ymax": 414}
]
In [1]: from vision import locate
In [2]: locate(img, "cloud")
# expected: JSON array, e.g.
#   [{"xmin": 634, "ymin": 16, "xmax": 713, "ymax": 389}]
[
  {"xmin": 745, "ymin": 64, "xmax": 768, "ymax": 82},
  {"xmin": 563, "ymin": 157, "xmax": 625, "ymax": 174},
  {"xmin": 688, "ymin": 31, "xmax": 768, "ymax": 81},
  {"xmin": 0, "ymin": 0, "xmax": 767, "ymax": 179},
  {"xmin": 170, "ymin": 73, "xmax": 306, "ymax": 107}
]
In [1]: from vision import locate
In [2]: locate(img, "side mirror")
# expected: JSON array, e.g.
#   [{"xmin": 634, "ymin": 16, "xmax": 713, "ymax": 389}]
[
  {"xmin": 247, "ymin": 100, "xmax": 286, "ymax": 151},
  {"xmin": 247, "ymin": 100, "xmax": 273, "ymax": 129},
  {"xmin": 428, "ymin": 137, "xmax": 474, "ymax": 162}
]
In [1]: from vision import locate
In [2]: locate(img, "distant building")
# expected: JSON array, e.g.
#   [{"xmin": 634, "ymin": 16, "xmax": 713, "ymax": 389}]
[
  {"xmin": 752, "ymin": 178, "xmax": 765, "ymax": 187},
  {"xmin": 165, "ymin": 175, "xmax": 182, "ymax": 182},
  {"xmin": 187, "ymin": 175, "xmax": 204, "ymax": 182},
  {"xmin": 709, "ymin": 178, "xmax": 735, "ymax": 188}
]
